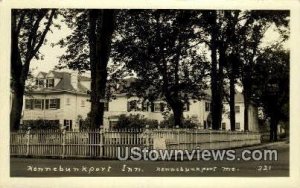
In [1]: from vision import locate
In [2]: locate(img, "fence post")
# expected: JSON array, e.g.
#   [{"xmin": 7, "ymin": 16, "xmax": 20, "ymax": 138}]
[
  {"xmin": 145, "ymin": 125, "xmax": 150, "ymax": 148},
  {"xmin": 26, "ymin": 127, "xmax": 31, "ymax": 156},
  {"xmin": 99, "ymin": 126, "xmax": 104, "ymax": 158},
  {"xmin": 62, "ymin": 128, "xmax": 66, "ymax": 158},
  {"xmin": 176, "ymin": 125, "xmax": 180, "ymax": 150},
  {"xmin": 229, "ymin": 130, "xmax": 232, "ymax": 148},
  {"xmin": 209, "ymin": 130, "xmax": 211, "ymax": 150}
]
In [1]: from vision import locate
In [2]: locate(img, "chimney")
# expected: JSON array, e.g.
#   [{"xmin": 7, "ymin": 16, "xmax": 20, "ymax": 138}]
[{"xmin": 70, "ymin": 71, "xmax": 78, "ymax": 90}]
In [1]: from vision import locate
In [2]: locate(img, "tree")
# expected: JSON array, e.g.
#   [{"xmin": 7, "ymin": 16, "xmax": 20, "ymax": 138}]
[
  {"xmin": 10, "ymin": 9, "xmax": 56, "ymax": 131},
  {"xmin": 88, "ymin": 10, "xmax": 116, "ymax": 129},
  {"xmin": 112, "ymin": 10, "xmax": 209, "ymax": 127},
  {"xmin": 200, "ymin": 11, "xmax": 234, "ymax": 130},
  {"xmin": 221, "ymin": 10, "xmax": 241, "ymax": 131},
  {"xmin": 252, "ymin": 46, "xmax": 289, "ymax": 141},
  {"xmin": 237, "ymin": 10, "xmax": 289, "ymax": 132},
  {"xmin": 57, "ymin": 9, "xmax": 116, "ymax": 129},
  {"xmin": 203, "ymin": 10, "xmax": 289, "ymax": 132}
]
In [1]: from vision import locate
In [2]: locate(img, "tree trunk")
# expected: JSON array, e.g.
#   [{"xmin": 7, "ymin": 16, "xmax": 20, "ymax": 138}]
[
  {"xmin": 10, "ymin": 86, "xmax": 25, "ymax": 131},
  {"xmin": 216, "ymin": 44, "xmax": 226, "ymax": 130},
  {"xmin": 243, "ymin": 90, "xmax": 249, "ymax": 131},
  {"xmin": 88, "ymin": 10, "xmax": 115, "ymax": 129},
  {"xmin": 210, "ymin": 11, "xmax": 222, "ymax": 130},
  {"xmin": 270, "ymin": 116, "xmax": 278, "ymax": 142},
  {"xmin": 173, "ymin": 106, "xmax": 183, "ymax": 127},
  {"xmin": 229, "ymin": 70, "xmax": 235, "ymax": 131},
  {"xmin": 10, "ymin": 10, "xmax": 24, "ymax": 131},
  {"xmin": 89, "ymin": 10, "xmax": 100, "ymax": 129},
  {"xmin": 242, "ymin": 69, "xmax": 252, "ymax": 132}
]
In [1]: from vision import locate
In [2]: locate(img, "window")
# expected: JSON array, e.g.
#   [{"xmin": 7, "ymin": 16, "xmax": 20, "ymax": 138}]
[
  {"xmin": 34, "ymin": 99, "xmax": 43, "ymax": 109},
  {"xmin": 36, "ymin": 79, "xmax": 44, "ymax": 87},
  {"xmin": 154, "ymin": 103, "xmax": 162, "ymax": 112},
  {"xmin": 109, "ymin": 120, "xmax": 118, "ymax": 129},
  {"xmin": 64, "ymin": 120, "xmax": 72, "ymax": 131},
  {"xmin": 104, "ymin": 102, "xmax": 109, "ymax": 111},
  {"xmin": 183, "ymin": 102, "xmax": 190, "ymax": 111},
  {"xmin": 205, "ymin": 102, "xmax": 210, "ymax": 112},
  {"xmin": 235, "ymin": 106, "xmax": 240, "ymax": 113},
  {"xmin": 46, "ymin": 79, "xmax": 54, "ymax": 88},
  {"xmin": 66, "ymin": 98, "xmax": 70, "ymax": 105},
  {"xmin": 25, "ymin": 99, "xmax": 34, "ymax": 110},
  {"xmin": 47, "ymin": 99, "xmax": 60, "ymax": 109},
  {"xmin": 25, "ymin": 99, "xmax": 44, "ymax": 109},
  {"xmin": 127, "ymin": 100, "xmax": 137, "ymax": 111},
  {"xmin": 142, "ymin": 102, "xmax": 149, "ymax": 112},
  {"xmin": 81, "ymin": 100, "xmax": 85, "ymax": 107},
  {"xmin": 235, "ymin": 122, "xmax": 240, "ymax": 129},
  {"xmin": 222, "ymin": 123, "xmax": 226, "ymax": 130}
]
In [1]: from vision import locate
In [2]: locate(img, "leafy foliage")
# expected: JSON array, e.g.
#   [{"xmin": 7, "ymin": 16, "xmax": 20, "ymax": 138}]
[
  {"xmin": 252, "ymin": 46, "xmax": 289, "ymax": 121},
  {"xmin": 160, "ymin": 114, "xmax": 198, "ymax": 129},
  {"xmin": 112, "ymin": 10, "xmax": 210, "ymax": 126},
  {"xmin": 11, "ymin": 9, "xmax": 57, "ymax": 131},
  {"xmin": 114, "ymin": 114, "xmax": 159, "ymax": 129},
  {"xmin": 55, "ymin": 9, "xmax": 90, "ymax": 72},
  {"xmin": 21, "ymin": 119, "xmax": 60, "ymax": 130}
]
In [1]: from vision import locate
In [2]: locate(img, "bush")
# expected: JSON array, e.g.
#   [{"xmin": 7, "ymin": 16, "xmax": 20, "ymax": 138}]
[
  {"xmin": 21, "ymin": 119, "xmax": 60, "ymax": 130},
  {"xmin": 160, "ymin": 114, "xmax": 198, "ymax": 129},
  {"xmin": 78, "ymin": 114, "xmax": 91, "ymax": 131},
  {"xmin": 114, "ymin": 114, "xmax": 159, "ymax": 129}
]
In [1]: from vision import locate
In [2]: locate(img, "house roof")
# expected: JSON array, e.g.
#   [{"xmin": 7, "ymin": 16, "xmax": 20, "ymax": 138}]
[
  {"xmin": 31, "ymin": 70, "xmax": 246, "ymax": 102},
  {"xmin": 39, "ymin": 72, "xmax": 47, "ymax": 77},
  {"xmin": 31, "ymin": 71, "xmax": 89, "ymax": 95}
]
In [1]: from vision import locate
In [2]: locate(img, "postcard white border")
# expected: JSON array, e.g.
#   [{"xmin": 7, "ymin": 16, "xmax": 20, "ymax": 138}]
[{"xmin": 0, "ymin": 0, "xmax": 299, "ymax": 188}]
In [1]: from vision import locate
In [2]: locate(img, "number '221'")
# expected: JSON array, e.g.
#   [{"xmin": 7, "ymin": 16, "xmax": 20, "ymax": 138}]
[{"xmin": 257, "ymin": 165, "xmax": 272, "ymax": 171}]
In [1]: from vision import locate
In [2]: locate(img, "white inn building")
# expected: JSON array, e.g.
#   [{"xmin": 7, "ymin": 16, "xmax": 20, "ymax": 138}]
[{"xmin": 21, "ymin": 70, "xmax": 259, "ymax": 131}]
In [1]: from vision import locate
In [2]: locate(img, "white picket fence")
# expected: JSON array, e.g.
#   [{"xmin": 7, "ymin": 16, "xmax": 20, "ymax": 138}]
[{"xmin": 10, "ymin": 128, "xmax": 261, "ymax": 159}]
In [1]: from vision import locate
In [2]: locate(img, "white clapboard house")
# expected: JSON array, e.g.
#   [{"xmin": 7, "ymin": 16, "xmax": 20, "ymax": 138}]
[{"xmin": 22, "ymin": 70, "xmax": 259, "ymax": 131}]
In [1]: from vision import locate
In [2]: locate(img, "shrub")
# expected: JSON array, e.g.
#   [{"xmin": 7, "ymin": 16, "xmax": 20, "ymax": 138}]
[
  {"xmin": 78, "ymin": 114, "xmax": 91, "ymax": 131},
  {"xmin": 160, "ymin": 114, "xmax": 198, "ymax": 128},
  {"xmin": 21, "ymin": 119, "xmax": 60, "ymax": 130},
  {"xmin": 114, "ymin": 114, "xmax": 159, "ymax": 129}
]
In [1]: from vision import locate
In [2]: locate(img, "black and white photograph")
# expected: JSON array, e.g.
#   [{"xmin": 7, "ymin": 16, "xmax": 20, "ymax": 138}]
[{"xmin": 0, "ymin": 0, "xmax": 299, "ymax": 188}]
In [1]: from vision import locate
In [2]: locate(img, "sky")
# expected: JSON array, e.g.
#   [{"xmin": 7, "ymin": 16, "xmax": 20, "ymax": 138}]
[{"xmin": 30, "ymin": 16, "xmax": 72, "ymax": 75}]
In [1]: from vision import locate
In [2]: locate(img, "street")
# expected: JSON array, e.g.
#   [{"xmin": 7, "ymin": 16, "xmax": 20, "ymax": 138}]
[{"xmin": 10, "ymin": 141, "xmax": 289, "ymax": 177}]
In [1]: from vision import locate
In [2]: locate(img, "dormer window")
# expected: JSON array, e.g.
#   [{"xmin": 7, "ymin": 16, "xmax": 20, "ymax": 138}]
[
  {"xmin": 46, "ymin": 79, "xmax": 54, "ymax": 88},
  {"xmin": 36, "ymin": 79, "xmax": 44, "ymax": 87}
]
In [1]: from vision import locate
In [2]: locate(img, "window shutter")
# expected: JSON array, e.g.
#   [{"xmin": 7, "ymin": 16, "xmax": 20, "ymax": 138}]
[
  {"xmin": 42, "ymin": 100, "xmax": 44, "ymax": 109},
  {"xmin": 31, "ymin": 99, "xmax": 35, "ymax": 109},
  {"xmin": 151, "ymin": 102, "xmax": 154, "ymax": 112},
  {"xmin": 160, "ymin": 103, "xmax": 164, "ymax": 112},
  {"xmin": 25, "ymin": 99, "xmax": 30, "ymax": 109},
  {"xmin": 127, "ymin": 101, "xmax": 130, "ymax": 112},
  {"xmin": 56, "ymin": 99, "xmax": 60, "ymax": 109},
  {"xmin": 30, "ymin": 99, "xmax": 34, "ymax": 109},
  {"xmin": 45, "ymin": 99, "xmax": 49, "ymax": 109}
]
